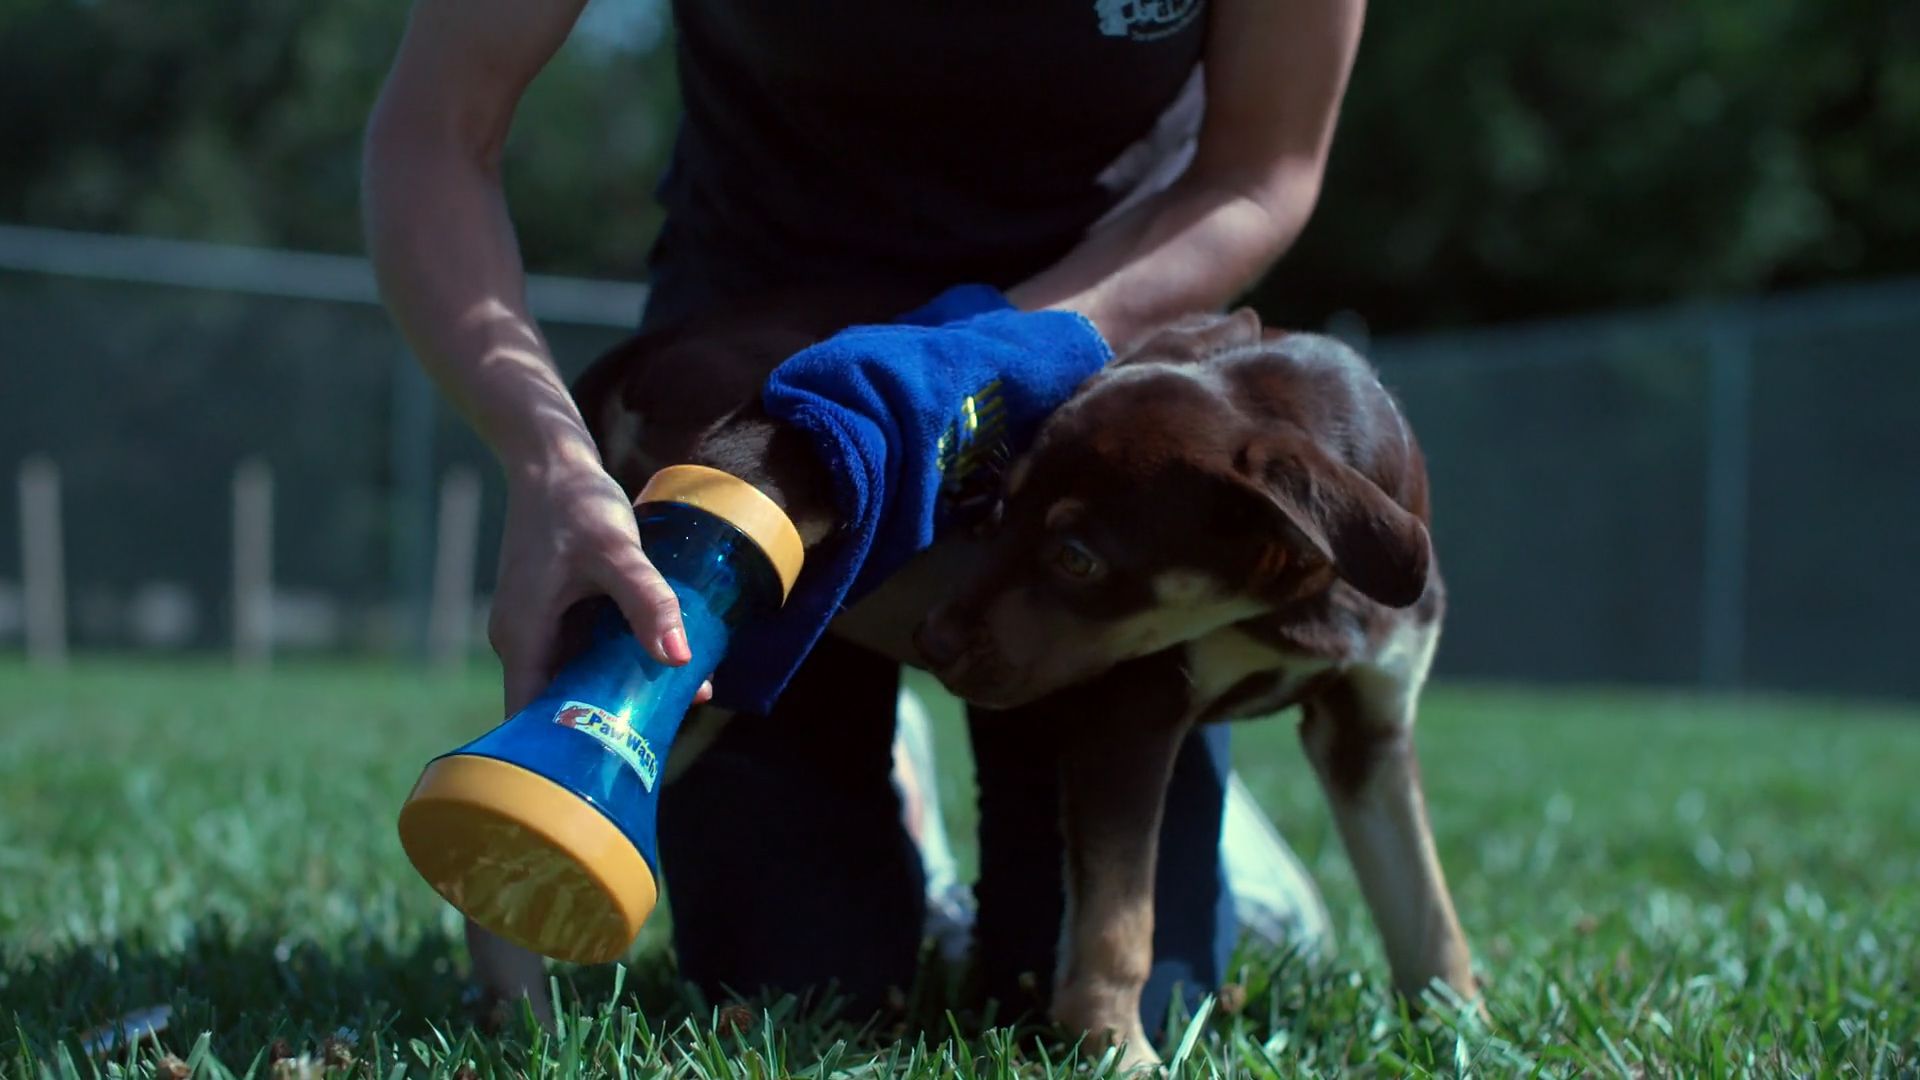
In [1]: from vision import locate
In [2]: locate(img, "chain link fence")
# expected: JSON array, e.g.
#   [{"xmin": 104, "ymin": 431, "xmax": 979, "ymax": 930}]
[
  {"xmin": 1371, "ymin": 280, "xmax": 1918, "ymax": 700},
  {"xmin": 2, "ymin": 226, "xmax": 1914, "ymax": 700}
]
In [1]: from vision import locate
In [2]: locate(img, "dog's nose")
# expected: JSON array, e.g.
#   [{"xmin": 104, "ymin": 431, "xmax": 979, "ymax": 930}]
[{"xmin": 913, "ymin": 613, "xmax": 970, "ymax": 670}]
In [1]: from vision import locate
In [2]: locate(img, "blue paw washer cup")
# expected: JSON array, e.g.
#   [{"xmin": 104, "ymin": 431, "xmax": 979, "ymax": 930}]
[{"xmin": 396, "ymin": 464, "xmax": 805, "ymax": 964}]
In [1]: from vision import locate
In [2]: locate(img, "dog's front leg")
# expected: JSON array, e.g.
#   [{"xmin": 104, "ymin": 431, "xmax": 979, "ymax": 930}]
[
  {"xmin": 1050, "ymin": 660, "xmax": 1193, "ymax": 1072},
  {"xmin": 465, "ymin": 922, "xmax": 553, "ymax": 1029},
  {"xmin": 461, "ymin": 705, "xmax": 729, "ymax": 1031},
  {"xmin": 1298, "ymin": 630, "xmax": 1477, "ymax": 1011}
]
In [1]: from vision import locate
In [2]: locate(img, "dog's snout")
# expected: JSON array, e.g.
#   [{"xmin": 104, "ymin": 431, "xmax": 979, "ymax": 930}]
[{"xmin": 913, "ymin": 613, "xmax": 971, "ymax": 669}]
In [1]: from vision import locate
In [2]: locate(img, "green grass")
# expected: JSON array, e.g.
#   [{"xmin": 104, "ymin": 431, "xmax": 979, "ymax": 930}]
[{"xmin": 2, "ymin": 659, "xmax": 1917, "ymax": 1078}]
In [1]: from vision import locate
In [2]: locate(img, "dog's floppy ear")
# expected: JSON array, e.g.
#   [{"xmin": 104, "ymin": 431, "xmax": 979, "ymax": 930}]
[
  {"xmin": 1115, "ymin": 307, "xmax": 1264, "ymax": 366},
  {"xmin": 1233, "ymin": 434, "xmax": 1432, "ymax": 608}
]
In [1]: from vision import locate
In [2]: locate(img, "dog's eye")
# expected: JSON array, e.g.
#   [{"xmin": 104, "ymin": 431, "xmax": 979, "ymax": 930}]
[{"xmin": 1049, "ymin": 539, "xmax": 1104, "ymax": 583}]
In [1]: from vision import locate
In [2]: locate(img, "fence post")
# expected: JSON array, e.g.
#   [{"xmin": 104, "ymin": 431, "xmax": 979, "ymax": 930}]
[
  {"xmin": 389, "ymin": 356, "xmax": 436, "ymax": 660},
  {"xmin": 232, "ymin": 459, "xmax": 274, "ymax": 669},
  {"xmin": 18, "ymin": 456, "xmax": 67, "ymax": 667},
  {"xmin": 1700, "ymin": 320, "xmax": 1752, "ymax": 690},
  {"xmin": 428, "ymin": 468, "xmax": 483, "ymax": 667}
]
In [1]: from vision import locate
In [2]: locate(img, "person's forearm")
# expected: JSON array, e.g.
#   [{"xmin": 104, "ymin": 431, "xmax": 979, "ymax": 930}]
[
  {"xmin": 362, "ymin": 124, "xmax": 599, "ymax": 482},
  {"xmin": 1010, "ymin": 0, "xmax": 1363, "ymax": 350},
  {"xmin": 1005, "ymin": 165, "xmax": 1319, "ymax": 351}
]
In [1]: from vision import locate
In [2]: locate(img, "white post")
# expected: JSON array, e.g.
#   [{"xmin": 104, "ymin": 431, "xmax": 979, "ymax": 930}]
[
  {"xmin": 232, "ymin": 459, "xmax": 274, "ymax": 669},
  {"xmin": 427, "ymin": 467, "xmax": 483, "ymax": 668},
  {"xmin": 18, "ymin": 457, "xmax": 67, "ymax": 667}
]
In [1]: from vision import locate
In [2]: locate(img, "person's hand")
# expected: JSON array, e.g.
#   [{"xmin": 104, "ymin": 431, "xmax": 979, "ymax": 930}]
[{"xmin": 487, "ymin": 456, "xmax": 714, "ymax": 714}]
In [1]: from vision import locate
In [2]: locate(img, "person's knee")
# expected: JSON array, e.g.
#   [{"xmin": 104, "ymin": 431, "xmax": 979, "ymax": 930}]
[
  {"xmin": 965, "ymin": 704, "xmax": 1067, "ymax": 1014},
  {"xmin": 659, "ymin": 675, "xmax": 924, "ymax": 1017}
]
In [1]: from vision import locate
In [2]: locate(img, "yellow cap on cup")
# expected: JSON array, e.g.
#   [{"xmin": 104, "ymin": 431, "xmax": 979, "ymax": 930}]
[
  {"xmin": 397, "ymin": 754, "xmax": 657, "ymax": 965},
  {"xmin": 636, "ymin": 464, "xmax": 806, "ymax": 602}
]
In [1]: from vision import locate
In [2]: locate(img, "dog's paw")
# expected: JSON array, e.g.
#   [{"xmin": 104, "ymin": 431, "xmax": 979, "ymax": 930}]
[
  {"xmin": 460, "ymin": 983, "xmax": 555, "ymax": 1035},
  {"xmin": 1072, "ymin": 1026, "xmax": 1161, "ymax": 1077},
  {"xmin": 459, "ymin": 984, "xmax": 515, "ymax": 1035},
  {"xmin": 1052, "ymin": 983, "xmax": 1160, "ymax": 1075},
  {"xmin": 1113, "ymin": 1037, "xmax": 1164, "ymax": 1076},
  {"xmin": 1403, "ymin": 971, "xmax": 1491, "ymax": 1030}
]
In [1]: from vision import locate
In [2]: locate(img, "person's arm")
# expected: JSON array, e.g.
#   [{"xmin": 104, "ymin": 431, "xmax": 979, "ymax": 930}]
[
  {"xmin": 1006, "ymin": 0, "xmax": 1366, "ymax": 351},
  {"xmin": 363, "ymin": 0, "xmax": 591, "ymax": 481},
  {"xmin": 362, "ymin": 0, "xmax": 696, "ymax": 712}
]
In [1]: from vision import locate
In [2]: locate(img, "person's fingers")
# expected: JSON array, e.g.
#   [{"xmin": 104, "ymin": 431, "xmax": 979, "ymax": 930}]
[
  {"xmin": 694, "ymin": 679, "xmax": 713, "ymax": 706},
  {"xmin": 592, "ymin": 543, "xmax": 688, "ymax": 665}
]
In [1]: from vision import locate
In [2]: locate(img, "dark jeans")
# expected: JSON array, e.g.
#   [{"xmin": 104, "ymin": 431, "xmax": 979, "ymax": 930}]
[{"xmin": 656, "ymin": 635, "xmax": 1236, "ymax": 1033}]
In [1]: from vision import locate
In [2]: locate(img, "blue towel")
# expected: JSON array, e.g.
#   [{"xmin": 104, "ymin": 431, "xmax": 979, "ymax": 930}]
[{"xmin": 708, "ymin": 285, "xmax": 1113, "ymax": 716}]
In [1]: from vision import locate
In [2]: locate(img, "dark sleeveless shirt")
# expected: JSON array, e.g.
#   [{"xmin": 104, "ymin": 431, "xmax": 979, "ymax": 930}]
[{"xmin": 642, "ymin": 0, "xmax": 1210, "ymax": 331}]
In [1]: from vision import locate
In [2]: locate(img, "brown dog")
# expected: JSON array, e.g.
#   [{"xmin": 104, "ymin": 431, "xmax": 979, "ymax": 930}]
[
  {"xmin": 903, "ymin": 309, "xmax": 1479, "ymax": 1063},
  {"xmin": 555, "ymin": 294, "xmax": 1477, "ymax": 1067}
]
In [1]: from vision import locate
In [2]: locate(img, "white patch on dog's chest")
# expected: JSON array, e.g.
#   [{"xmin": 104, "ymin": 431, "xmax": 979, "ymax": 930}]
[
  {"xmin": 596, "ymin": 402, "xmax": 651, "ymax": 480},
  {"xmin": 1182, "ymin": 627, "xmax": 1333, "ymax": 720},
  {"xmin": 1098, "ymin": 572, "xmax": 1269, "ymax": 661},
  {"xmin": 1349, "ymin": 619, "xmax": 1441, "ymax": 730},
  {"xmin": 1151, "ymin": 570, "xmax": 1220, "ymax": 606}
]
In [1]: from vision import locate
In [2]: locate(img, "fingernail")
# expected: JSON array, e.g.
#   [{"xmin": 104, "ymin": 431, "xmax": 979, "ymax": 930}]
[{"xmin": 660, "ymin": 626, "xmax": 690, "ymax": 663}]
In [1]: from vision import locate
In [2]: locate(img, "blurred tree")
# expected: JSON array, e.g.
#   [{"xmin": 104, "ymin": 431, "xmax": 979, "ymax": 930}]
[
  {"xmin": 0, "ymin": 0, "xmax": 1913, "ymax": 330},
  {"xmin": 0, "ymin": 0, "xmax": 676, "ymax": 277},
  {"xmin": 1252, "ymin": 0, "xmax": 1920, "ymax": 330}
]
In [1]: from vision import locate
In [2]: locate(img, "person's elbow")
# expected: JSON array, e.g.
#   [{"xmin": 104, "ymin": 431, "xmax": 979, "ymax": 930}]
[
  {"xmin": 1160, "ymin": 161, "xmax": 1320, "ymax": 283},
  {"xmin": 1235, "ymin": 154, "xmax": 1328, "ymax": 260},
  {"xmin": 360, "ymin": 85, "xmax": 497, "ymax": 269},
  {"xmin": 360, "ymin": 98, "xmax": 423, "ymax": 262},
  {"xmin": 360, "ymin": 66, "xmax": 509, "ymax": 215}
]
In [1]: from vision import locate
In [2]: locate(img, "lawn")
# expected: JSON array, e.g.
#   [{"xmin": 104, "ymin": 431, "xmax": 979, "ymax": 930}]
[{"xmin": 2, "ymin": 659, "xmax": 1916, "ymax": 1077}]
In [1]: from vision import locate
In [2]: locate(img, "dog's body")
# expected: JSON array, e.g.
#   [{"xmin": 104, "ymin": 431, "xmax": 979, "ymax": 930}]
[
  {"xmin": 899, "ymin": 311, "xmax": 1477, "ymax": 1060},
  {"xmin": 553, "ymin": 295, "xmax": 1476, "ymax": 1067}
]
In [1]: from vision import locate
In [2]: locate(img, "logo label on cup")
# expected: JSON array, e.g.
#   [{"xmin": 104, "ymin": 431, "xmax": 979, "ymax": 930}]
[{"xmin": 553, "ymin": 700, "xmax": 661, "ymax": 792}]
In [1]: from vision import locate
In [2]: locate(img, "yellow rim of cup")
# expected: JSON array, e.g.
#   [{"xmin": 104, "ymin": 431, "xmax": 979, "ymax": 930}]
[
  {"xmin": 396, "ymin": 754, "xmax": 658, "ymax": 966},
  {"xmin": 636, "ymin": 464, "xmax": 805, "ymax": 603}
]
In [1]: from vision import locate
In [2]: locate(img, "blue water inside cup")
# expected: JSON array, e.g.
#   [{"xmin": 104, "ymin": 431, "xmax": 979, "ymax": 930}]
[{"xmin": 442, "ymin": 501, "xmax": 784, "ymax": 870}]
